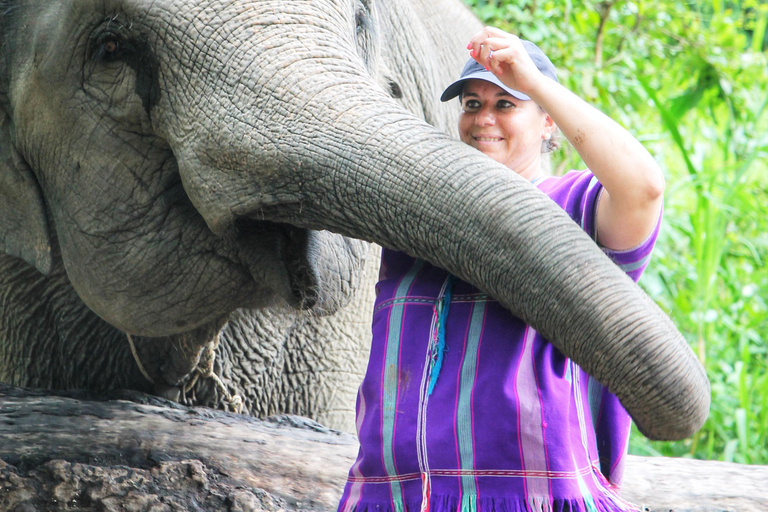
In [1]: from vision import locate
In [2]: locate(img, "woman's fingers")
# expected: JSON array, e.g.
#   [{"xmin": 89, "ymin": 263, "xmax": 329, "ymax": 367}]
[
  {"xmin": 467, "ymin": 31, "xmax": 522, "ymax": 69},
  {"xmin": 487, "ymin": 47, "xmax": 511, "ymax": 74},
  {"xmin": 476, "ymin": 41, "xmax": 492, "ymax": 65},
  {"xmin": 469, "ymin": 25, "xmax": 510, "ymax": 46},
  {"xmin": 467, "ymin": 27, "xmax": 500, "ymax": 64}
]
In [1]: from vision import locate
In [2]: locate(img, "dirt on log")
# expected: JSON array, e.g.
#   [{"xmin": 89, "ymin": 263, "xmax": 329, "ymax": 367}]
[{"xmin": 1, "ymin": 384, "xmax": 767, "ymax": 512}]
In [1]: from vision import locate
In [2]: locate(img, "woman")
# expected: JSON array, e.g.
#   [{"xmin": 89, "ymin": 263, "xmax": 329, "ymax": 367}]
[{"xmin": 338, "ymin": 27, "xmax": 664, "ymax": 512}]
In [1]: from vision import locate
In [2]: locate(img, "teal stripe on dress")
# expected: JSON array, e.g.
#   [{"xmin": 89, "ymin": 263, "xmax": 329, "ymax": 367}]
[
  {"xmin": 572, "ymin": 453, "xmax": 600, "ymax": 512},
  {"xmin": 382, "ymin": 259, "xmax": 424, "ymax": 511},
  {"xmin": 614, "ymin": 252, "xmax": 651, "ymax": 273},
  {"xmin": 456, "ymin": 301, "xmax": 487, "ymax": 503},
  {"xmin": 587, "ymin": 376, "xmax": 604, "ymax": 431}
]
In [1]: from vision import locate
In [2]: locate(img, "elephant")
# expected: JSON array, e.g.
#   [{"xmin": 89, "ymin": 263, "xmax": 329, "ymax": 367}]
[{"xmin": 0, "ymin": 0, "xmax": 709, "ymax": 441}]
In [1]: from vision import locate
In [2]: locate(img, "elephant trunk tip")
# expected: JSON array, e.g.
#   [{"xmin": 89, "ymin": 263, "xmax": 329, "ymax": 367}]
[{"xmin": 635, "ymin": 373, "xmax": 711, "ymax": 442}]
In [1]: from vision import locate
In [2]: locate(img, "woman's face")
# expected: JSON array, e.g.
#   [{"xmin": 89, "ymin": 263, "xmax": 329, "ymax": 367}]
[{"xmin": 458, "ymin": 79, "xmax": 551, "ymax": 180}]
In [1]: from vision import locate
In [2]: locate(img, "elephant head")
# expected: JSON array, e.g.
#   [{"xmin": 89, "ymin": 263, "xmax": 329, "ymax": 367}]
[{"xmin": 0, "ymin": 0, "xmax": 708, "ymax": 440}]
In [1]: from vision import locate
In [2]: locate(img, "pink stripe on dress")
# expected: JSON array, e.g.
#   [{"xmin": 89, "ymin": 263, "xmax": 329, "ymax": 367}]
[
  {"xmin": 341, "ymin": 392, "xmax": 368, "ymax": 512},
  {"xmin": 514, "ymin": 326, "xmax": 551, "ymax": 501}
]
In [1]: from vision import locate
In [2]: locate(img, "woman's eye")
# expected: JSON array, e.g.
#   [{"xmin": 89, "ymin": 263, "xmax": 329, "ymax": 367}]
[
  {"xmin": 464, "ymin": 100, "xmax": 481, "ymax": 110},
  {"xmin": 497, "ymin": 100, "xmax": 515, "ymax": 109}
]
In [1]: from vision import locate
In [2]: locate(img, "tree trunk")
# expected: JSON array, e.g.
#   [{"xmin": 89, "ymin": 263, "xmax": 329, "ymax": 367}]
[{"xmin": 1, "ymin": 384, "xmax": 766, "ymax": 512}]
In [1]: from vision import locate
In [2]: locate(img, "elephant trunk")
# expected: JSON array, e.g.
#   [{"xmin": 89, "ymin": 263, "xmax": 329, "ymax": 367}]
[{"xmin": 161, "ymin": 9, "xmax": 708, "ymax": 440}]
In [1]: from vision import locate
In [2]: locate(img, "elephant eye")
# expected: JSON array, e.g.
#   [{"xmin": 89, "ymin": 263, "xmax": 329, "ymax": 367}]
[
  {"xmin": 104, "ymin": 40, "xmax": 119, "ymax": 54},
  {"xmin": 92, "ymin": 35, "xmax": 129, "ymax": 63}
]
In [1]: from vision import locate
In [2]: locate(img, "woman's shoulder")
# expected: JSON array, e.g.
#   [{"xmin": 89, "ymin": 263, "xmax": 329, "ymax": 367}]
[
  {"xmin": 535, "ymin": 169, "xmax": 597, "ymax": 192},
  {"xmin": 535, "ymin": 169, "xmax": 602, "ymax": 216}
]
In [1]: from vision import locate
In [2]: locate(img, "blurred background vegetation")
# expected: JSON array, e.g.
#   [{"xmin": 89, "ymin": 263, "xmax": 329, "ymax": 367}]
[{"xmin": 461, "ymin": 0, "xmax": 768, "ymax": 464}]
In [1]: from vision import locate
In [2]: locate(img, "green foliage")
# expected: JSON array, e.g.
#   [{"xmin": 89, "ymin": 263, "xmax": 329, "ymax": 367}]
[{"xmin": 463, "ymin": 0, "xmax": 768, "ymax": 464}]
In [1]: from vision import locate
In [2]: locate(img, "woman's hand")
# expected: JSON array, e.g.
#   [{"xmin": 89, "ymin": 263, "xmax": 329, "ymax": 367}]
[{"xmin": 466, "ymin": 27, "xmax": 548, "ymax": 98}]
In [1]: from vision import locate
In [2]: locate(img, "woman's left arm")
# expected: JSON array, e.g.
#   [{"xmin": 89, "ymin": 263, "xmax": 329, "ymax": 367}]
[
  {"xmin": 469, "ymin": 27, "xmax": 665, "ymax": 251},
  {"xmin": 530, "ymin": 78, "xmax": 665, "ymax": 251}
]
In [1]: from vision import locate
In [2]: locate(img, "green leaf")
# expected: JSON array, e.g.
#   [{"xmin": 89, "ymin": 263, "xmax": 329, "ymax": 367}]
[
  {"xmin": 736, "ymin": 408, "xmax": 749, "ymax": 462},
  {"xmin": 752, "ymin": 14, "xmax": 768, "ymax": 53},
  {"xmin": 668, "ymin": 63, "xmax": 722, "ymax": 120},
  {"xmin": 636, "ymin": 73, "xmax": 699, "ymax": 177}
]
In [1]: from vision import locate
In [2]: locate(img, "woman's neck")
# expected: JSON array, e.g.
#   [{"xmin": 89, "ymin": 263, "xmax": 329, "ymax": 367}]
[{"xmin": 515, "ymin": 157, "xmax": 545, "ymax": 182}]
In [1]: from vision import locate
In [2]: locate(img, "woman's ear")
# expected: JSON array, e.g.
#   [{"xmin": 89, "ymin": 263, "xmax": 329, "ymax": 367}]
[{"xmin": 542, "ymin": 114, "xmax": 556, "ymax": 140}]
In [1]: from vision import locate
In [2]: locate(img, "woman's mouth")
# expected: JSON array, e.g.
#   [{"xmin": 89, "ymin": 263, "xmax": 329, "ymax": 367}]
[{"xmin": 474, "ymin": 136, "xmax": 503, "ymax": 143}]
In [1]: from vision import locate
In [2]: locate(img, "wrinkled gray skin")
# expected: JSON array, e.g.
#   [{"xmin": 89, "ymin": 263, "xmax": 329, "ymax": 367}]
[{"xmin": 0, "ymin": 0, "xmax": 709, "ymax": 440}]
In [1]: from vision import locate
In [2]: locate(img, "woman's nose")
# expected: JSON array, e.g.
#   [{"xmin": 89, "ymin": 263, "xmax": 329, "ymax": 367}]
[{"xmin": 476, "ymin": 107, "xmax": 495, "ymax": 126}]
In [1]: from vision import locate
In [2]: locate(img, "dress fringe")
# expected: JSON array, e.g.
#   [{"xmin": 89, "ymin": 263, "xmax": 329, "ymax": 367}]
[{"xmin": 344, "ymin": 493, "xmax": 638, "ymax": 512}]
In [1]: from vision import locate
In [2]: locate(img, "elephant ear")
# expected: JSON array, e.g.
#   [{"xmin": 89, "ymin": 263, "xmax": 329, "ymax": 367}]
[{"xmin": 0, "ymin": 108, "xmax": 52, "ymax": 275}]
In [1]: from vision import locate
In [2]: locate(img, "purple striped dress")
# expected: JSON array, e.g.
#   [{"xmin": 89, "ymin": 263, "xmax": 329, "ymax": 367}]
[{"xmin": 339, "ymin": 170, "xmax": 660, "ymax": 512}]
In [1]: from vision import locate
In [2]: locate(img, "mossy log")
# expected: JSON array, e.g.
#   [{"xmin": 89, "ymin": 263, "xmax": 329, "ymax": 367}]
[{"xmin": 1, "ymin": 384, "xmax": 766, "ymax": 512}]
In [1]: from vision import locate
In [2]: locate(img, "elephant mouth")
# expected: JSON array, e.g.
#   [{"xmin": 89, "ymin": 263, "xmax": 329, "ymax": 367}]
[
  {"xmin": 234, "ymin": 218, "xmax": 319, "ymax": 311},
  {"xmin": 129, "ymin": 219, "xmax": 320, "ymax": 404},
  {"xmin": 276, "ymin": 223, "xmax": 319, "ymax": 310}
]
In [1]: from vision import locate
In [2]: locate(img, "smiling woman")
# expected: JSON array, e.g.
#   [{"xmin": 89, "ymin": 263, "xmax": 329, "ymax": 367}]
[
  {"xmin": 447, "ymin": 42, "xmax": 560, "ymax": 181},
  {"xmin": 337, "ymin": 28, "xmax": 670, "ymax": 512}
]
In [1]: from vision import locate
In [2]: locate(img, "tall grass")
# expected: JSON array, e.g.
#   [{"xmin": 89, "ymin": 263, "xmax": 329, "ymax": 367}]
[
  {"xmin": 631, "ymin": 60, "xmax": 768, "ymax": 463},
  {"xmin": 462, "ymin": 0, "xmax": 768, "ymax": 464}
]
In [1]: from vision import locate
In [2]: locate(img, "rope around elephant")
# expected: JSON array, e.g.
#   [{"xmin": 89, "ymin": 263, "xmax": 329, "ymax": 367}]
[{"xmin": 126, "ymin": 332, "xmax": 243, "ymax": 413}]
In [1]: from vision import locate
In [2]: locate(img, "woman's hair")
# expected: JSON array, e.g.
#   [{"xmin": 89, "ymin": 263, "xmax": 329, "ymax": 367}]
[
  {"xmin": 535, "ymin": 105, "xmax": 563, "ymax": 179},
  {"xmin": 541, "ymin": 127, "xmax": 561, "ymax": 154},
  {"xmin": 538, "ymin": 103, "xmax": 560, "ymax": 175}
]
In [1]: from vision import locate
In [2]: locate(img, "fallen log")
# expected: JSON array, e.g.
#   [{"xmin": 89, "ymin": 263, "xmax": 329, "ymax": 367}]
[{"xmin": 1, "ymin": 385, "xmax": 767, "ymax": 512}]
